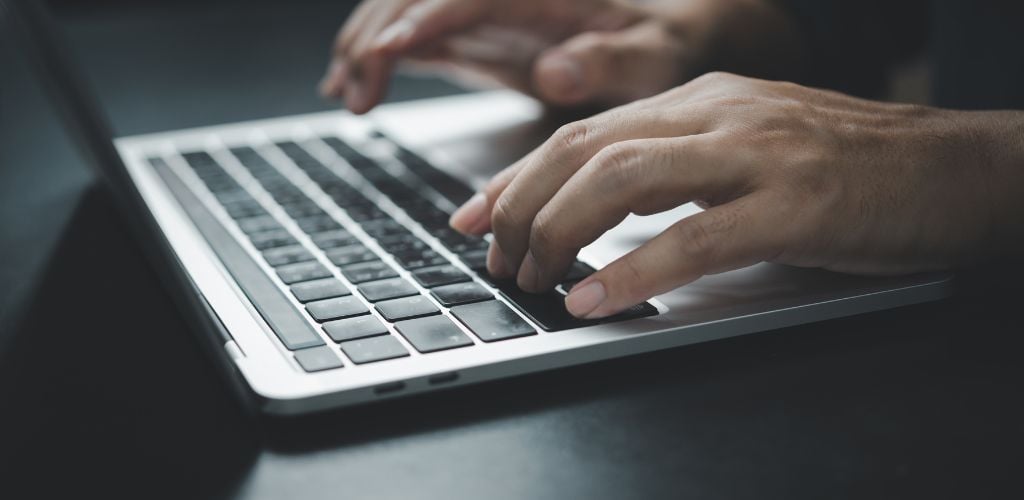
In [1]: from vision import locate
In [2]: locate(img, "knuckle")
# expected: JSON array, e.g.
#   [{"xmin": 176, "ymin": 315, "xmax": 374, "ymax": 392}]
[
  {"xmin": 490, "ymin": 194, "xmax": 520, "ymax": 235},
  {"xmin": 552, "ymin": 121, "xmax": 592, "ymax": 152},
  {"xmin": 705, "ymin": 94, "xmax": 760, "ymax": 111},
  {"xmin": 594, "ymin": 142, "xmax": 639, "ymax": 171},
  {"xmin": 692, "ymin": 71, "xmax": 733, "ymax": 87},
  {"xmin": 672, "ymin": 219, "xmax": 716, "ymax": 264},
  {"xmin": 528, "ymin": 210, "xmax": 562, "ymax": 254},
  {"xmin": 591, "ymin": 143, "xmax": 643, "ymax": 190}
]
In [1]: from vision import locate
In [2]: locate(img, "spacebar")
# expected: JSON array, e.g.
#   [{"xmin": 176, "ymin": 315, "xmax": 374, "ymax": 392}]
[
  {"xmin": 493, "ymin": 279, "xmax": 659, "ymax": 332},
  {"xmin": 152, "ymin": 159, "xmax": 325, "ymax": 350}
]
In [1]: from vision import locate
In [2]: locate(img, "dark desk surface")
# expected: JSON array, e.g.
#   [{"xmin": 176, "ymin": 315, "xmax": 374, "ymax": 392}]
[{"xmin": 2, "ymin": 3, "xmax": 1023, "ymax": 499}]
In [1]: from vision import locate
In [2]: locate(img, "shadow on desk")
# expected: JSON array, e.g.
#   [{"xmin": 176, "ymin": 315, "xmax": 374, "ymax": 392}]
[
  {"xmin": 4, "ymin": 184, "xmax": 1024, "ymax": 499},
  {"xmin": 0, "ymin": 186, "xmax": 258, "ymax": 498}
]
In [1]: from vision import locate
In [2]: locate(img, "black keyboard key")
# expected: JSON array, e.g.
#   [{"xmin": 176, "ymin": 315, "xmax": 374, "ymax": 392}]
[
  {"xmin": 494, "ymin": 279, "xmax": 658, "ymax": 331},
  {"xmin": 433, "ymin": 229, "xmax": 488, "ymax": 253},
  {"xmin": 181, "ymin": 150, "xmax": 218, "ymax": 167},
  {"xmin": 339, "ymin": 335, "xmax": 409, "ymax": 364},
  {"xmin": 430, "ymin": 282, "xmax": 494, "ymax": 307},
  {"xmin": 358, "ymin": 277, "xmax": 419, "ymax": 302},
  {"xmin": 290, "ymin": 278, "xmax": 351, "ymax": 303},
  {"xmin": 305, "ymin": 296, "xmax": 369, "ymax": 322},
  {"xmin": 320, "ymin": 136, "xmax": 376, "ymax": 167},
  {"xmin": 262, "ymin": 245, "xmax": 314, "ymax": 267},
  {"xmin": 276, "ymin": 261, "xmax": 332, "ymax": 284},
  {"xmin": 393, "ymin": 249, "xmax": 448, "ymax": 270},
  {"xmin": 330, "ymin": 192, "xmax": 372, "ymax": 209},
  {"xmin": 223, "ymin": 200, "xmax": 268, "ymax": 219},
  {"xmin": 324, "ymin": 245, "xmax": 378, "ymax": 266},
  {"xmin": 310, "ymin": 229, "xmax": 359, "ymax": 249},
  {"xmin": 359, "ymin": 219, "xmax": 409, "ymax": 239},
  {"xmin": 295, "ymin": 214, "xmax": 342, "ymax": 234},
  {"xmin": 213, "ymin": 189, "xmax": 254, "ymax": 205},
  {"xmin": 394, "ymin": 147, "xmax": 475, "ymax": 205},
  {"xmin": 281, "ymin": 201, "xmax": 325, "ymax": 219},
  {"xmin": 341, "ymin": 260, "xmax": 398, "ymax": 284},
  {"xmin": 237, "ymin": 215, "xmax": 283, "ymax": 234},
  {"xmin": 395, "ymin": 316, "xmax": 474, "ymax": 353},
  {"xmin": 323, "ymin": 315, "xmax": 389, "ymax": 343},
  {"xmin": 377, "ymin": 234, "xmax": 428, "ymax": 254},
  {"xmin": 346, "ymin": 205, "xmax": 390, "ymax": 222},
  {"xmin": 411, "ymin": 265, "xmax": 471, "ymax": 288},
  {"xmin": 249, "ymin": 229, "xmax": 297, "ymax": 250},
  {"xmin": 459, "ymin": 249, "xmax": 488, "ymax": 270},
  {"xmin": 293, "ymin": 346, "xmax": 344, "ymax": 372},
  {"xmin": 564, "ymin": 261, "xmax": 596, "ymax": 281},
  {"xmin": 447, "ymin": 239, "xmax": 489, "ymax": 254},
  {"xmin": 375, "ymin": 295, "xmax": 439, "ymax": 322},
  {"xmin": 450, "ymin": 300, "xmax": 536, "ymax": 342}
]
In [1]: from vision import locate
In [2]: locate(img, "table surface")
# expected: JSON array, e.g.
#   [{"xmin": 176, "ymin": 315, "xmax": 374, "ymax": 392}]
[{"xmin": 2, "ymin": 3, "xmax": 1023, "ymax": 499}]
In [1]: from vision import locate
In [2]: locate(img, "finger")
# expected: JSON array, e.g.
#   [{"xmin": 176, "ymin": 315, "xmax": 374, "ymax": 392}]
[
  {"xmin": 345, "ymin": 0, "xmax": 488, "ymax": 112},
  {"xmin": 322, "ymin": 0, "xmax": 392, "ymax": 98},
  {"xmin": 449, "ymin": 150, "xmax": 532, "ymax": 235},
  {"xmin": 490, "ymin": 107, "xmax": 712, "ymax": 277},
  {"xmin": 344, "ymin": 48, "xmax": 396, "ymax": 114},
  {"xmin": 371, "ymin": 0, "xmax": 489, "ymax": 54},
  {"xmin": 532, "ymin": 21, "xmax": 686, "ymax": 106},
  {"xmin": 564, "ymin": 193, "xmax": 785, "ymax": 319},
  {"xmin": 344, "ymin": 3, "xmax": 416, "ymax": 113},
  {"xmin": 518, "ymin": 134, "xmax": 750, "ymax": 292}
]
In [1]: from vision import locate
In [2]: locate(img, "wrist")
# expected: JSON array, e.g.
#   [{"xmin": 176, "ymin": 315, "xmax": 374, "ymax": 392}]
[
  {"xmin": 642, "ymin": 0, "xmax": 806, "ymax": 81},
  {"xmin": 963, "ymin": 111, "xmax": 1024, "ymax": 263}
]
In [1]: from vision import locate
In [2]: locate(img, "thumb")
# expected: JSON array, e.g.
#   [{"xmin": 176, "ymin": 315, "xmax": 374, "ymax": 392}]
[{"xmin": 532, "ymin": 22, "xmax": 686, "ymax": 107}]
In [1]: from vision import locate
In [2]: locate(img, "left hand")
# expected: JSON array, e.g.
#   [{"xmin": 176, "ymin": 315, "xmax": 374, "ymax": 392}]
[{"xmin": 449, "ymin": 72, "xmax": 1016, "ymax": 318}]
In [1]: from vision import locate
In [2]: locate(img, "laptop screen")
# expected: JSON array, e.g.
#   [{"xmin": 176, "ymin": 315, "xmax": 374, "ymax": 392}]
[{"xmin": 1, "ymin": 0, "xmax": 132, "ymax": 195}]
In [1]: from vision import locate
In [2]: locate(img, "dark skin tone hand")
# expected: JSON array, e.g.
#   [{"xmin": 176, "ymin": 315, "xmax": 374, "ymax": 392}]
[{"xmin": 324, "ymin": 0, "xmax": 1024, "ymax": 318}]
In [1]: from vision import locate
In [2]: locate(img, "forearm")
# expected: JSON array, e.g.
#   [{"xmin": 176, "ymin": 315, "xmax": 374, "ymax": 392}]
[{"xmin": 639, "ymin": 0, "xmax": 807, "ymax": 81}]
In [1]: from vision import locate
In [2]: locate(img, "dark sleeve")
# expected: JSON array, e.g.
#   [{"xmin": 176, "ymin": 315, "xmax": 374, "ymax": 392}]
[{"xmin": 773, "ymin": 0, "xmax": 930, "ymax": 98}]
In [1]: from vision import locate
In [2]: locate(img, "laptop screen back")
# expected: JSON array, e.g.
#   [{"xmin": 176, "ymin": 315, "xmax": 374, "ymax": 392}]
[{"xmin": 1, "ymin": 0, "xmax": 133, "ymax": 195}]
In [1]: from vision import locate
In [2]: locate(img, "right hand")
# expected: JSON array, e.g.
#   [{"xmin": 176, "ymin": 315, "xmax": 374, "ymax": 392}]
[{"xmin": 320, "ymin": 0, "xmax": 700, "ymax": 114}]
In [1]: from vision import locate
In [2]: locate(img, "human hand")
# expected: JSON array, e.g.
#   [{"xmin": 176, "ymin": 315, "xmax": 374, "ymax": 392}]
[
  {"xmin": 320, "ymin": 0, "xmax": 698, "ymax": 113},
  {"xmin": 449, "ymin": 72, "xmax": 1021, "ymax": 318}
]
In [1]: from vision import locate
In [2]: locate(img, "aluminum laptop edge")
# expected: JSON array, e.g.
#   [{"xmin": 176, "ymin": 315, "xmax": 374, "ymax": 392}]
[{"xmin": 5, "ymin": 0, "xmax": 952, "ymax": 415}]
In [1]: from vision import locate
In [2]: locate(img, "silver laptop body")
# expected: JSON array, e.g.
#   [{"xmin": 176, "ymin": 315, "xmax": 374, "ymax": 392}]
[{"xmin": 7, "ymin": 0, "xmax": 951, "ymax": 415}]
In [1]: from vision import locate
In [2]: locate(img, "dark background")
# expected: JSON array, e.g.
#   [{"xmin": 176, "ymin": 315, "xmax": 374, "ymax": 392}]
[{"xmin": 2, "ymin": 1, "xmax": 1023, "ymax": 499}]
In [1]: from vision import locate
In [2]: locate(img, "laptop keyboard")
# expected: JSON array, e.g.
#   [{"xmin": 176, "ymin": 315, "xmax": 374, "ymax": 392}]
[{"xmin": 160, "ymin": 135, "xmax": 656, "ymax": 372}]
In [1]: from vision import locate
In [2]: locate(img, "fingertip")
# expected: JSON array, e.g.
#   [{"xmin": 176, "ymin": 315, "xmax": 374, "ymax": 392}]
[
  {"xmin": 319, "ymin": 60, "xmax": 347, "ymax": 98},
  {"xmin": 564, "ymin": 279, "xmax": 607, "ymax": 318},
  {"xmin": 533, "ymin": 52, "xmax": 586, "ymax": 105},
  {"xmin": 343, "ymin": 79, "xmax": 371, "ymax": 114},
  {"xmin": 449, "ymin": 193, "xmax": 488, "ymax": 234}
]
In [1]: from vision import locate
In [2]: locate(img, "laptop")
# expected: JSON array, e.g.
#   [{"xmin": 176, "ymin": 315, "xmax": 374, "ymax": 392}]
[{"xmin": 4, "ymin": 0, "xmax": 951, "ymax": 415}]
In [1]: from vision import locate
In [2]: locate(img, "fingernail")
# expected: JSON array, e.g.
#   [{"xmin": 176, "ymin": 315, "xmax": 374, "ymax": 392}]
[
  {"xmin": 373, "ymin": 19, "xmax": 415, "ymax": 50},
  {"xmin": 449, "ymin": 193, "xmax": 487, "ymax": 234},
  {"xmin": 518, "ymin": 251, "xmax": 540, "ymax": 292},
  {"xmin": 565, "ymin": 280, "xmax": 606, "ymax": 318},
  {"xmin": 319, "ymin": 61, "xmax": 346, "ymax": 97},
  {"xmin": 538, "ymin": 54, "xmax": 584, "ymax": 100},
  {"xmin": 487, "ymin": 242, "xmax": 510, "ymax": 278}
]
